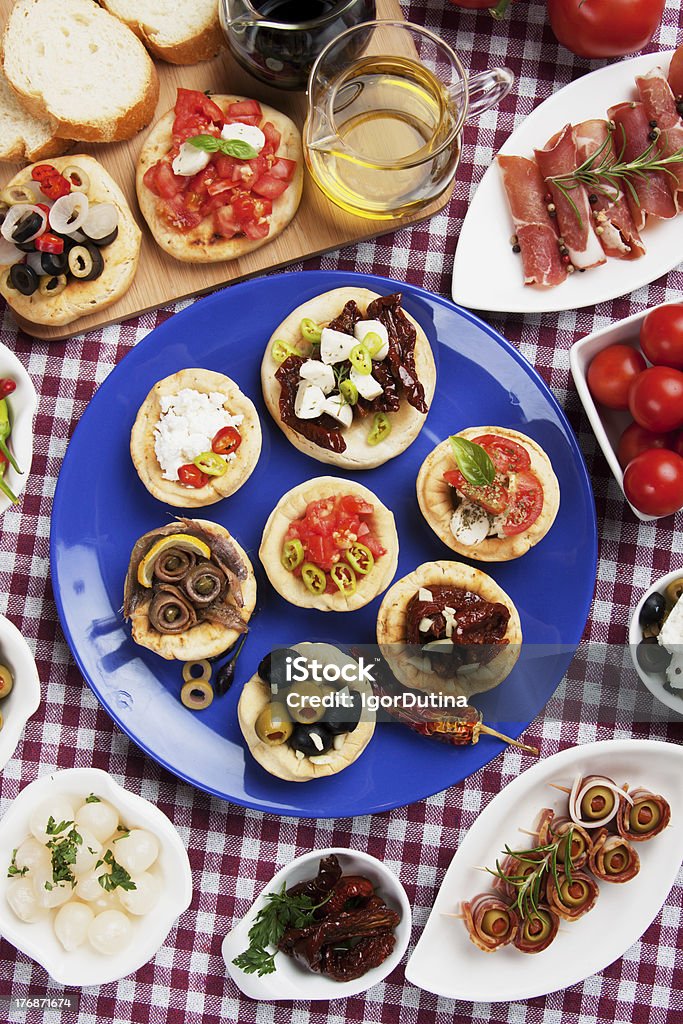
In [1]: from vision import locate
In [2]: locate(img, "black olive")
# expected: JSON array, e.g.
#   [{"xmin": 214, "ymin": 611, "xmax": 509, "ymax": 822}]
[
  {"xmin": 9, "ymin": 263, "xmax": 39, "ymax": 296},
  {"xmin": 639, "ymin": 591, "xmax": 666, "ymax": 628},
  {"xmin": 636, "ymin": 638, "xmax": 672, "ymax": 675},
  {"xmin": 84, "ymin": 225, "xmax": 118, "ymax": 248},
  {"xmin": 258, "ymin": 647, "xmax": 300, "ymax": 692},
  {"xmin": 68, "ymin": 243, "xmax": 104, "ymax": 282},
  {"xmin": 14, "ymin": 239, "xmax": 37, "ymax": 253},
  {"xmin": 40, "ymin": 252, "xmax": 68, "ymax": 276},
  {"xmin": 289, "ymin": 723, "xmax": 333, "ymax": 757},
  {"xmin": 324, "ymin": 690, "xmax": 363, "ymax": 735},
  {"xmin": 12, "ymin": 211, "xmax": 44, "ymax": 244}
]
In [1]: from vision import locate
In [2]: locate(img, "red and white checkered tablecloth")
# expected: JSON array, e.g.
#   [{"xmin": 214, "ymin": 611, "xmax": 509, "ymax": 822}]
[{"xmin": 1, "ymin": 1, "xmax": 682, "ymax": 1021}]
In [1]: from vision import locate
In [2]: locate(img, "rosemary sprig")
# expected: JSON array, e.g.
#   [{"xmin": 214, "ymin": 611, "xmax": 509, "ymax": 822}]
[{"xmin": 486, "ymin": 826, "xmax": 575, "ymax": 920}]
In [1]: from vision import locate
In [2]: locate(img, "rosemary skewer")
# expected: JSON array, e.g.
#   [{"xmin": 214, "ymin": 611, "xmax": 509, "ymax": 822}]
[{"xmin": 486, "ymin": 826, "xmax": 575, "ymax": 921}]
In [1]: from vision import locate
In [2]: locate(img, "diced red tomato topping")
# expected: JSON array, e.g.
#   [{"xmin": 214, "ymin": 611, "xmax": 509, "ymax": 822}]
[
  {"xmin": 213, "ymin": 206, "xmax": 240, "ymax": 237},
  {"xmin": 226, "ymin": 99, "xmax": 262, "ymax": 119},
  {"xmin": 284, "ymin": 494, "xmax": 386, "ymax": 575},
  {"xmin": 261, "ymin": 121, "xmax": 281, "ymax": 155},
  {"xmin": 172, "ymin": 88, "xmax": 224, "ymax": 146},
  {"xmin": 159, "ymin": 195, "xmax": 203, "ymax": 231},
  {"xmin": 270, "ymin": 157, "xmax": 297, "ymax": 181},
  {"xmin": 252, "ymin": 173, "xmax": 288, "ymax": 199},
  {"xmin": 502, "ymin": 471, "xmax": 544, "ymax": 535},
  {"xmin": 242, "ymin": 220, "xmax": 270, "ymax": 240},
  {"xmin": 144, "ymin": 161, "xmax": 185, "ymax": 199}
]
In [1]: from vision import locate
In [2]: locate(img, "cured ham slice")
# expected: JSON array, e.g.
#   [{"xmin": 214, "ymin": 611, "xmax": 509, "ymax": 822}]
[
  {"xmin": 574, "ymin": 119, "xmax": 645, "ymax": 260},
  {"xmin": 636, "ymin": 68, "xmax": 683, "ymax": 208},
  {"xmin": 497, "ymin": 155, "xmax": 565, "ymax": 288},
  {"xmin": 607, "ymin": 102, "xmax": 677, "ymax": 229},
  {"xmin": 535, "ymin": 125, "xmax": 606, "ymax": 270}
]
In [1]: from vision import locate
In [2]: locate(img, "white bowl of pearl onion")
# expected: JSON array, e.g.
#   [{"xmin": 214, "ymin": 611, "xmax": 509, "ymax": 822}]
[{"xmin": 0, "ymin": 767, "xmax": 192, "ymax": 985}]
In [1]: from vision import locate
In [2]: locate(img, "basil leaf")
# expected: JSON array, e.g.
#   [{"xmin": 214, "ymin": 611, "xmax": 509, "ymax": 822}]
[
  {"xmin": 187, "ymin": 134, "xmax": 222, "ymax": 153},
  {"xmin": 187, "ymin": 135, "xmax": 258, "ymax": 161},
  {"xmin": 449, "ymin": 436, "xmax": 495, "ymax": 487}
]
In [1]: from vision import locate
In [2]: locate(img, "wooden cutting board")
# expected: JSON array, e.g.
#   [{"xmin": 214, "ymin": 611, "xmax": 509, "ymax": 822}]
[{"xmin": 0, "ymin": 0, "xmax": 453, "ymax": 342}]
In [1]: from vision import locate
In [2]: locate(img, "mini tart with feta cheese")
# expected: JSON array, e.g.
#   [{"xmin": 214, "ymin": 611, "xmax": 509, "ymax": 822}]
[
  {"xmin": 376, "ymin": 560, "xmax": 522, "ymax": 698},
  {"xmin": 130, "ymin": 368, "xmax": 262, "ymax": 507},
  {"xmin": 136, "ymin": 90, "xmax": 303, "ymax": 263},
  {"xmin": 416, "ymin": 427, "xmax": 560, "ymax": 562},
  {"xmin": 238, "ymin": 642, "xmax": 375, "ymax": 782},
  {"xmin": 261, "ymin": 287, "xmax": 436, "ymax": 470},
  {"xmin": 259, "ymin": 477, "xmax": 399, "ymax": 612}
]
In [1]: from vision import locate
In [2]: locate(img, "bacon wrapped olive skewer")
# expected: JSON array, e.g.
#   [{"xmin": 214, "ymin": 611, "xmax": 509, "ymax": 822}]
[
  {"xmin": 545, "ymin": 871, "xmax": 599, "ymax": 922},
  {"xmin": 491, "ymin": 850, "xmax": 545, "ymax": 901},
  {"xmin": 461, "ymin": 893, "xmax": 519, "ymax": 952},
  {"xmin": 588, "ymin": 827, "xmax": 641, "ymax": 883},
  {"xmin": 617, "ymin": 787, "xmax": 671, "ymax": 842},
  {"xmin": 513, "ymin": 905, "xmax": 559, "ymax": 954},
  {"xmin": 535, "ymin": 809, "xmax": 593, "ymax": 870}
]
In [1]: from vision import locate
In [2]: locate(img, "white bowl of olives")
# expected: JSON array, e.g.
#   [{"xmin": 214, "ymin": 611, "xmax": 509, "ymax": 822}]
[
  {"xmin": 0, "ymin": 613, "xmax": 40, "ymax": 771},
  {"xmin": 629, "ymin": 569, "xmax": 683, "ymax": 714},
  {"xmin": 0, "ymin": 767, "xmax": 192, "ymax": 986}
]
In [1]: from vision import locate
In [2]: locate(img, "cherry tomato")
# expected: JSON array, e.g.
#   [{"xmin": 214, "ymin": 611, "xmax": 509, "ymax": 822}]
[
  {"xmin": 587, "ymin": 344, "xmax": 646, "ymax": 410},
  {"xmin": 640, "ymin": 304, "xmax": 683, "ymax": 370},
  {"xmin": 443, "ymin": 469, "xmax": 509, "ymax": 514},
  {"xmin": 623, "ymin": 449, "xmax": 683, "ymax": 517},
  {"xmin": 617, "ymin": 422, "xmax": 671, "ymax": 469},
  {"xmin": 547, "ymin": 0, "xmax": 666, "ymax": 59},
  {"xmin": 178, "ymin": 463, "xmax": 209, "ymax": 488},
  {"xmin": 473, "ymin": 434, "xmax": 531, "ymax": 474},
  {"xmin": 628, "ymin": 366, "xmax": 683, "ymax": 433},
  {"xmin": 0, "ymin": 378, "xmax": 16, "ymax": 397},
  {"xmin": 212, "ymin": 426, "xmax": 241, "ymax": 456},
  {"xmin": 503, "ymin": 471, "xmax": 544, "ymax": 535},
  {"xmin": 671, "ymin": 432, "xmax": 683, "ymax": 458}
]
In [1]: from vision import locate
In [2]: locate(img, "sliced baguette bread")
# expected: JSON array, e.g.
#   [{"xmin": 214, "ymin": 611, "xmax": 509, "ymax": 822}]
[
  {"xmin": 100, "ymin": 0, "xmax": 224, "ymax": 65},
  {"xmin": 2, "ymin": 0, "xmax": 160, "ymax": 144},
  {"xmin": 0, "ymin": 71, "xmax": 72, "ymax": 163}
]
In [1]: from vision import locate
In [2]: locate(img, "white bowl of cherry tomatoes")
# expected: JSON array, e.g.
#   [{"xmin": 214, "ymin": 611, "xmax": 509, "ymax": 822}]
[{"xmin": 570, "ymin": 303, "xmax": 683, "ymax": 521}]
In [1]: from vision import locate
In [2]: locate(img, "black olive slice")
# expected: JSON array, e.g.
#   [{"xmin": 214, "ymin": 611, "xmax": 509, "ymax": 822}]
[
  {"xmin": 639, "ymin": 591, "xmax": 666, "ymax": 628},
  {"xmin": 41, "ymin": 252, "xmax": 68, "ymax": 276},
  {"xmin": 84, "ymin": 225, "xmax": 118, "ymax": 248},
  {"xmin": 9, "ymin": 263, "xmax": 39, "ymax": 296},
  {"xmin": 67, "ymin": 243, "xmax": 104, "ymax": 282},
  {"xmin": 289, "ymin": 723, "xmax": 334, "ymax": 757},
  {"xmin": 12, "ymin": 211, "xmax": 44, "ymax": 244},
  {"xmin": 324, "ymin": 690, "xmax": 363, "ymax": 735}
]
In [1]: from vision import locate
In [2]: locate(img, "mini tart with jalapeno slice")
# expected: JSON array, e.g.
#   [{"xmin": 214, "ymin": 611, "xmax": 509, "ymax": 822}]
[
  {"xmin": 416, "ymin": 427, "xmax": 560, "ymax": 562},
  {"xmin": 261, "ymin": 287, "xmax": 436, "ymax": 470},
  {"xmin": 130, "ymin": 368, "xmax": 262, "ymax": 508},
  {"xmin": 259, "ymin": 477, "xmax": 399, "ymax": 612},
  {"xmin": 376, "ymin": 560, "xmax": 522, "ymax": 698},
  {"xmin": 123, "ymin": 518, "xmax": 256, "ymax": 661},
  {"xmin": 0, "ymin": 156, "xmax": 141, "ymax": 327},
  {"xmin": 238, "ymin": 642, "xmax": 375, "ymax": 782}
]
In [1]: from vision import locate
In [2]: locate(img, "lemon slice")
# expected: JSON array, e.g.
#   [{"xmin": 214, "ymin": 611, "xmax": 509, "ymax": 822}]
[{"xmin": 137, "ymin": 534, "xmax": 211, "ymax": 588}]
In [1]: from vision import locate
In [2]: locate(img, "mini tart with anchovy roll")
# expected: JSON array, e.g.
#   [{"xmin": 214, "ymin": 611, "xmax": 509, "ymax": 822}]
[
  {"xmin": 259, "ymin": 477, "xmax": 399, "ymax": 612},
  {"xmin": 417, "ymin": 427, "xmax": 559, "ymax": 562},
  {"xmin": 238, "ymin": 642, "xmax": 375, "ymax": 782},
  {"xmin": 130, "ymin": 369, "xmax": 262, "ymax": 507},
  {"xmin": 123, "ymin": 518, "xmax": 256, "ymax": 660},
  {"xmin": 375, "ymin": 560, "xmax": 521, "ymax": 698},
  {"xmin": 261, "ymin": 287, "xmax": 436, "ymax": 470}
]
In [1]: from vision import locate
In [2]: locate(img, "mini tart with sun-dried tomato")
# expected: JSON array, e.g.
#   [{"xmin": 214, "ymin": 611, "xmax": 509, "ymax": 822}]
[
  {"xmin": 416, "ymin": 427, "xmax": 560, "ymax": 562},
  {"xmin": 259, "ymin": 477, "xmax": 399, "ymax": 612}
]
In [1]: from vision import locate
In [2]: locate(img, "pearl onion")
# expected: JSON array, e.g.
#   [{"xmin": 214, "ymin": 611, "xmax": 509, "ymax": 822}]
[
  {"xmin": 6, "ymin": 877, "xmax": 47, "ymax": 923},
  {"xmin": 32, "ymin": 870, "xmax": 73, "ymax": 909},
  {"xmin": 118, "ymin": 871, "xmax": 161, "ymax": 916},
  {"xmin": 14, "ymin": 836, "xmax": 51, "ymax": 875},
  {"xmin": 74, "ymin": 868, "xmax": 121, "ymax": 910},
  {"xmin": 75, "ymin": 800, "xmax": 119, "ymax": 844},
  {"xmin": 72, "ymin": 827, "xmax": 102, "ymax": 877},
  {"xmin": 113, "ymin": 830, "xmax": 159, "ymax": 874},
  {"xmin": 29, "ymin": 796, "xmax": 76, "ymax": 844},
  {"xmin": 88, "ymin": 910, "xmax": 132, "ymax": 955},
  {"xmin": 54, "ymin": 901, "xmax": 95, "ymax": 951}
]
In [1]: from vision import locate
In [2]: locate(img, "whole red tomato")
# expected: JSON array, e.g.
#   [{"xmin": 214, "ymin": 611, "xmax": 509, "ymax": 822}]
[
  {"xmin": 587, "ymin": 344, "xmax": 646, "ymax": 410},
  {"xmin": 547, "ymin": 0, "xmax": 666, "ymax": 59},
  {"xmin": 623, "ymin": 449, "xmax": 683, "ymax": 517},
  {"xmin": 617, "ymin": 422, "xmax": 671, "ymax": 469},
  {"xmin": 640, "ymin": 304, "xmax": 683, "ymax": 370},
  {"xmin": 629, "ymin": 366, "xmax": 683, "ymax": 433}
]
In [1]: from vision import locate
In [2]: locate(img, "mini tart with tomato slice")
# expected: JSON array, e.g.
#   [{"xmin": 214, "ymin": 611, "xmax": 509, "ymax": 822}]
[
  {"xmin": 136, "ymin": 89, "xmax": 303, "ymax": 263},
  {"xmin": 261, "ymin": 287, "xmax": 436, "ymax": 470},
  {"xmin": 130, "ymin": 368, "xmax": 262, "ymax": 507},
  {"xmin": 123, "ymin": 518, "xmax": 256, "ymax": 661},
  {"xmin": 376, "ymin": 560, "xmax": 522, "ymax": 698},
  {"xmin": 259, "ymin": 477, "xmax": 399, "ymax": 612},
  {"xmin": 416, "ymin": 427, "xmax": 560, "ymax": 562}
]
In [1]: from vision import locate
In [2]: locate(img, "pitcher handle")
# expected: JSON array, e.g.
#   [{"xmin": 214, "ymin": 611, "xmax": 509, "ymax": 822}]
[{"xmin": 449, "ymin": 67, "xmax": 514, "ymax": 120}]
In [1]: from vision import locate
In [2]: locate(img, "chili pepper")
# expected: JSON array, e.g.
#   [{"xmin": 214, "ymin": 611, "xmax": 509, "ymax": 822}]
[
  {"xmin": 0, "ymin": 378, "xmax": 16, "ymax": 397},
  {"xmin": 349, "ymin": 343, "xmax": 372, "ymax": 375},
  {"xmin": 339, "ymin": 380, "xmax": 358, "ymax": 406},
  {"xmin": 35, "ymin": 204, "xmax": 51, "ymax": 218},
  {"xmin": 212, "ymin": 426, "xmax": 241, "ymax": 456},
  {"xmin": 193, "ymin": 451, "xmax": 227, "ymax": 477},
  {"xmin": 35, "ymin": 232, "xmax": 65, "ymax": 255},
  {"xmin": 0, "ymin": 397, "xmax": 21, "ymax": 474},
  {"xmin": 300, "ymin": 317, "xmax": 322, "ymax": 344},
  {"xmin": 178, "ymin": 463, "xmax": 209, "ymax": 488},
  {"xmin": 347, "ymin": 542, "xmax": 374, "ymax": 575},
  {"xmin": 0, "ymin": 452, "xmax": 18, "ymax": 504},
  {"xmin": 214, "ymin": 633, "xmax": 248, "ymax": 696},
  {"xmin": 271, "ymin": 339, "xmax": 301, "ymax": 365},
  {"xmin": 367, "ymin": 412, "xmax": 392, "ymax": 446},
  {"xmin": 362, "ymin": 331, "xmax": 384, "ymax": 358},
  {"xmin": 31, "ymin": 166, "xmax": 70, "ymax": 200},
  {"xmin": 281, "ymin": 538, "xmax": 304, "ymax": 571},
  {"xmin": 330, "ymin": 562, "xmax": 357, "ymax": 595},
  {"xmin": 31, "ymin": 164, "xmax": 58, "ymax": 182},
  {"xmin": 301, "ymin": 562, "xmax": 326, "ymax": 595}
]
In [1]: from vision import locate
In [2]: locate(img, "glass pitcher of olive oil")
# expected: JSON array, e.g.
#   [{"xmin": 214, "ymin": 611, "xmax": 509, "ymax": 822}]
[{"xmin": 305, "ymin": 21, "xmax": 513, "ymax": 219}]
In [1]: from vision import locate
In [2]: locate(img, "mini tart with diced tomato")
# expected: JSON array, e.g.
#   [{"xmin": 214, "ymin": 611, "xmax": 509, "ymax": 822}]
[
  {"xmin": 259, "ymin": 477, "xmax": 399, "ymax": 612},
  {"xmin": 416, "ymin": 427, "xmax": 560, "ymax": 562},
  {"xmin": 136, "ymin": 89, "xmax": 303, "ymax": 263}
]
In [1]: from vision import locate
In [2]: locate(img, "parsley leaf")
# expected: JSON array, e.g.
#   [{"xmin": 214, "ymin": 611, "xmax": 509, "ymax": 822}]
[
  {"xmin": 46, "ymin": 823, "xmax": 82, "ymax": 888},
  {"xmin": 98, "ymin": 849, "xmax": 136, "ymax": 893},
  {"xmin": 7, "ymin": 849, "xmax": 28, "ymax": 878},
  {"xmin": 85, "ymin": 793, "xmax": 101, "ymax": 804},
  {"xmin": 232, "ymin": 883, "xmax": 330, "ymax": 977}
]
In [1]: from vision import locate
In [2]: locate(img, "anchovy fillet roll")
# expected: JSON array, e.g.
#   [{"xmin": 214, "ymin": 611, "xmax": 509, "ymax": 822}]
[
  {"xmin": 617, "ymin": 787, "xmax": 671, "ymax": 842},
  {"xmin": 588, "ymin": 827, "xmax": 640, "ymax": 883},
  {"xmin": 513, "ymin": 905, "xmax": 559, "ymax": 954},
  {"xmin": 546, "ymin": 870, "xmax": 599, "ymax": 922},
  {"xmin": 183, "ymin": 561, "xmax": 226, "ymax": 606},
  {"xmin": 461, "ymin": 893, "xmax": 519, "ymax": 952},
  {"xmin": 537, "ymin": 809, "xmax": 592, "ymax": 870},
  {"xmin": 153, "ymin": 547, "xmax": 197, "ymax": 583},
  {"xmin": 148, "ymin": 584, "xmax": 197, "ymax": 634}
]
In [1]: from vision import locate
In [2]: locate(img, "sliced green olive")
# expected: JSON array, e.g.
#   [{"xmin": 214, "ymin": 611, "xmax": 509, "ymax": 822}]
[
  {"xmin": 182, "ymin": 660, "xmax": 211, "ymax": 685},
  {"xmin": 579, "ymin": 785, "xmax": 615, "ymax": 821},
  {"xmin": 523, "ymin": 910, "xmax": 552, "ymax": 944},
  {"xmin": 0, "ymin": 185, "xmax": 37, "ymax": 206},
  {"xmin": 62, "ymin": 165, "xmax": 90, "ymax": 193},
  {"xmin": 180, "ymin": 679, "xmax": 213, "ymax": 711},
  {"xmin": 39, "ymin": 274, "xmax": 68, "ymax": 297},
  {"xmin": 255, "ymin": 702, "xmax": 292, "ymax": 745},
  {"xmin": 556, "ymin": 827, "xmax": 585, "ymax": 864},
  {"xmin": 286, "ymin": 681, "xmax": 325, "ymax": 725},
  {"xmin": 604, "ymin": 845, "xmax": 628, "ymax": 875},
  {"xmin": 481, "ymin": 908, "xmax": 510, "ymax": 939},
  {"xmin": 629, "ymin": 798, "xmax": 661, "ymax": 834},
  {"xmin": 559, "ymin": 878, "xmax": 589, "ymax": 908},
  {"xmin": 0, "ymin": 664, "xmax": 13, "ymax": 699}
]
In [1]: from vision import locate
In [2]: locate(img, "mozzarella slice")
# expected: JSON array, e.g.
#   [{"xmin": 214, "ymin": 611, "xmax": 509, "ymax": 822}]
[
  {"xmin": 294, "ymin": 382, "xmax": 326, "ymax": 420},
  {"xmin": 221, "ymin": 122, "xmax": 266, "ymax": 154},
  {"xmin": 350, "ymin": 367, "xmax": 383, "ymax": 400},
  {"xmin": 300, "ymin": 359, "xmax": 335, "ymax": 395},
  {"xmin": 171, "ymin": 142, "xmax": 211, "ymax": 177},
  {"xmin": 450, "ymin": 501, "xmax": 490, "ymax": 547},
  {"xmin": 354, "ymin": 319, "xmax": 389, "ymax": 360},
  {"xmin": 320, "ymin": 327, "xmax": 356, "ymax": 365},
  {"xmin": 323, "ymin": 394, "xmax": 353, "ymax": 427}
]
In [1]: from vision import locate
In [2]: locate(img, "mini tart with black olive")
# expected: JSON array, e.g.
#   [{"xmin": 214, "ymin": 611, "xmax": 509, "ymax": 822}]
[
  {"xmin": 130, "ymin": 369, "xmax": 262, "ymax": 508},
  {"xmin": 416, "ymin": 427, "xmax": 560, "ymax": 562},
  {"xmin": 259, "ymin": 477, "xmax": 399, "ymax": 612},
  {"xmin": 376, "ymin": 560, "xmax": 522, "ymax": 698},
  {"xmin": 0, "ymin": 155, "xmax": 141, "ymax": 327},
  {"xmin": 238, "ymin": 642, "xmax": 375, "ymax": 782}
]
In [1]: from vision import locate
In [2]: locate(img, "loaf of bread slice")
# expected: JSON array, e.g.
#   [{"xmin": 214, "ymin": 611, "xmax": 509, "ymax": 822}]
[
  {"xmin": 100, "ymin": 0, "xmax": 224, "ymax": 65},
  {"xmin": 0, "ymin": 71, "xmax": 72, "ymax": 163},
  {"xmin": 2, "ymin": 0, "xmax": 160, "ymax": 144}
]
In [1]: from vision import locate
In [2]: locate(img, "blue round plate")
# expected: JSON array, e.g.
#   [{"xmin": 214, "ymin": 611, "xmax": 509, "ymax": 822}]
[{"xmin": 51, "ymin": 271, "xmax": 597, "ymax": 818}]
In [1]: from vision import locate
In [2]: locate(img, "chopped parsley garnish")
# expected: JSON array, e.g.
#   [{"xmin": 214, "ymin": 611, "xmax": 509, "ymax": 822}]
[
  {"xmin": 97, "ymin": 849, "xmax": 136, "ymax": 893},
  {"xmin": 85, "ymin": 793, "xmax": 101, "ymax": 804},
  {"xmin": 45, "ymin": 820, "xmax": 82, "ymax": 888},
  {"xmin": 7, "ymin": 849, "xmax": 28, "ymax": 878}
]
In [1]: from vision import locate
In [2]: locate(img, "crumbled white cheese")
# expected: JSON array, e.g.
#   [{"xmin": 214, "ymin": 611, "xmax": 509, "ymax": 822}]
[
  {"xmin": 295, "ymin": 382, "xmax": 326, "ymax": 419},
  {"xmin": 154, "ymin": 389, "xmax": 243, "ymax": 481},
  {"xmin": 309, "ymin": 755, "xmax": 334, "ymax": 765},
  {"xmin": 350, "ymin": 367, "xmax": 383, "ymax": 401},
  {"xmin": 310, "ymin": 731, "xmax": 324, "ymax": 752},
  {"xmin": 450, "ymin": 500, "xmax": 490, "ymax": 546},
  {"xmin": 221, "ymin": 122, "xmax": 266, "ymax": 154},
  {"xmin": 418, "ymin": 588, "xmax": 433, "ymax": 602},
  {"xmin": 333, "ymin": 734, "xmax": 347, "ymax": 751},
  {"xmin": 658, "ymin": 597, "xmax": 683, "ymax": 650},
  {"xmin": 295, "ymin": 749, "xmax": 305, "ymax": 760},
  {"xmin": 354, "ymin": 319, "xmax": 389, "ymax": 360},
  {"xmin": 666, "ymin": 652, "xmax": 683, "ymax": 689},
  {"xmin": 172, "ymin": 142, "xmax": 210, "ymax": 176},
  {"xmin": 422, "ymin": 639, "xmax": 452, "ymax": 654},
  {"xmin": 323, "ymin": 394, "xmax": 353, "ymax": 427},
  {"xmin": 299, "ymin": 359, "xmax": 335, "ymax": 395},
  {"xmin": 320, "ymin": 327, "xmax": 356, "ymax": 365},
  {"xmin": 418, "ymin": 617, "xmax": 433, "ymax": 633}
]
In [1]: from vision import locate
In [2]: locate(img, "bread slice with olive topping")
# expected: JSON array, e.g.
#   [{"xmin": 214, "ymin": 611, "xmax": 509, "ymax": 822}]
[{"xmin": 100, "ymin": 0, "xmax": 224, "ymax": 65}]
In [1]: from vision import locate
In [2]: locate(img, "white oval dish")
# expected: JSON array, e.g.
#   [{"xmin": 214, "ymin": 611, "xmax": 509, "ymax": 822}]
[
  {"xmin": 405, "ymin": 739, "xmax": 683, "ymax": 1002},
  {"xmin": 452, "ymin": 52, "xmax": 680, "ymax": 314},
  {"xmin": 0, "ymin": 767, "xmax": 193, "ymax": 986},
  {"xmin": 629, "ymin": 569, "xmax": 683, "ymax": 715},
  {"xmin": 0, "ymin": 614, "xmax": 40, "ymax": 771},
  {"xmin": 222, "ymin": 847, "xmax": 411, "ymax": 1000},
  {"xmin": 0, "ymin": 342, "xmax": 37, "ymax": 515}
]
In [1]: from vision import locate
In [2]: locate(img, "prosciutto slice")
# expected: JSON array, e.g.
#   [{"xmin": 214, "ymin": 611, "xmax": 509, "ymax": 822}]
[
  {"xmin": 636, "ymin": 68, "xmax": 683, "ymax": 209},
  {"xmin": 607, "ymin": 101, "xmax": 677, "ymax": 229},
  {"xmin": 497, "ymin": 155, "xmax": 565, "ymax": 288},
  {"xmin": 535, "ymin": 125, "xmax": 606, "ymax": 270},
  {"xmin": 574, "ymin": 119, "xmax": 645, "ymax": 260}
]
